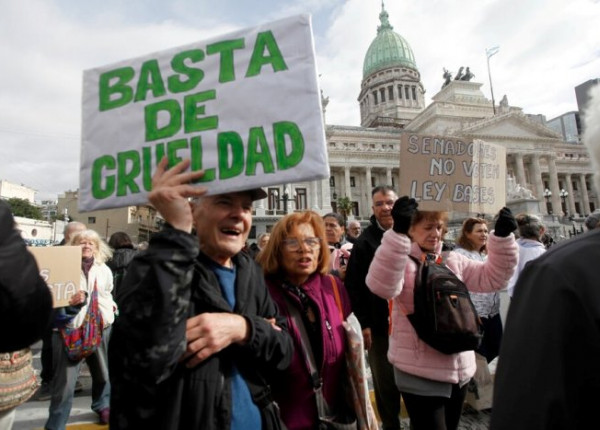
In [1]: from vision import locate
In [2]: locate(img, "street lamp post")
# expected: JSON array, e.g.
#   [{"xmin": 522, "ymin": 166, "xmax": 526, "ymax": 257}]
[
  {"xmin": 559, "ymin": 189, "xmax": 569, "ymax": 216},
  {"xmin": 543, "ymin": 188, "xmax": 552, "ymax": 214},
  {"xmin": 486, "ymin": 46, "xmax": 500, "ymax": 115}
]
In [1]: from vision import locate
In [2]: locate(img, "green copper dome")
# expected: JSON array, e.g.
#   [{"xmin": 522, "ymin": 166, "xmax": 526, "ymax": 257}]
[{"xmin": 362, "ymin": 6, "xmax": 417, "ymax": 77}]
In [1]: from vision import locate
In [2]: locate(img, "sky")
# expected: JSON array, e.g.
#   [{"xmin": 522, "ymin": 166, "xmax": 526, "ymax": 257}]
[{"xmin": 1, "ymin": 0, "xmax": 599, "ymax": 202}]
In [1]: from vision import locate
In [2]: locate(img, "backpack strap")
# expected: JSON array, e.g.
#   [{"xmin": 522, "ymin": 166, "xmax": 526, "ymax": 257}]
[
  {"xmin": 328, "ymin": 274, "xmax": 344, "ymax": 321},
  {"xmin": 395, "ymin": 256, "xmax": 423, "ymax": 319}
]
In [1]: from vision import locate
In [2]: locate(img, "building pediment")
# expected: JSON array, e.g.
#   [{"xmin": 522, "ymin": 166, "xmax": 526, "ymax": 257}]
[{"xmin": 462, "ymin": 112, "xmax": 562, "ymax": 141}]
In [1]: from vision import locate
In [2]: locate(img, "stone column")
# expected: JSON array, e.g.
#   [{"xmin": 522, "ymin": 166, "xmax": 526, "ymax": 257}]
[
  {"xmin": 364, "ymin": 167, "xmax": 372, "ymax": 217},
  {"xmin": 547, "ymin": 156, "xmax": 562, "ymax": 214},
  {"xmin": 530, "ymin": 154, "xmax": 545, "ymax": 202},
  {"xmin": 580, "ymin": 174, "xmax": 591, "ymax": 215},
  {"xmin": 321, "ymin": 178, "xmax": 332, "ymax": 212},
  {"xmin": 565, "ymin": 174, "xmax": 576, "ymax": 216},
  {"xmin": 514, "ymin": 153, "xmax": 526, "ymax": 187},
  {"xmin": 311, "ymin": 180, "xmax": 320, "ymax": 211},
  {"xmin": 254, "ymin": 192, "xmax": 265, "ymax": 216},
  {"xmin": 386, "ymin": 168, "xmax": 393, "ymax": 187},
  {"xmin": 344, "ymin": 167, "xmax": 352, "ymax": 198}
]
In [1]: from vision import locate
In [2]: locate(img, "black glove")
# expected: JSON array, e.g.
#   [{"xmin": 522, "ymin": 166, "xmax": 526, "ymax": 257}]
[
  {"xmin": 392, "ymin": 196, "xmax": 418, "ymax": 234},
  {"xmin": 494, "ymin": 207, "xmax": 517, "ymax": 237}
]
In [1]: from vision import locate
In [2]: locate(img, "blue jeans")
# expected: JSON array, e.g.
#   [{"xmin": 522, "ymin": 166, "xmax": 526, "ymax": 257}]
[{"xmin": 45, "ymin": 326, "xmax": 111, "ymax": 430}]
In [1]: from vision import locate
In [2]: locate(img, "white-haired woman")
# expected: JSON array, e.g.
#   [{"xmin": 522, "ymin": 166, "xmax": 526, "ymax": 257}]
[{"xmin": 46, "ymin": 229, "xmax": 117, "ymax": 429}]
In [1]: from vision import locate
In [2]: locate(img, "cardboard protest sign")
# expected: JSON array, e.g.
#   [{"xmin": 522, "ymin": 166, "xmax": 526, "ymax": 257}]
[
  {"xmin": 80, "ymin": 14, "xmax": 328, "ymax": 212},
  {"xmin": 400, "ymin": 134, "xmax": 506, "ymax": 214},
  {"xmin": 28, "ymin": 246, "xmax": 81, "ymax": 308}
]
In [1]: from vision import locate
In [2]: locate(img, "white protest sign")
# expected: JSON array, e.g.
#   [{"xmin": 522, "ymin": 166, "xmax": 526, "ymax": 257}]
[
  {"xmin": 80, "ymin": 14, "xmax": 328, "ymax": 212},
  {"xmin": 28, "ymin": 246, "xmax": 81, "ymax": 308},
  {"xmin": 400, "ymin": 134, "xmax": 506, "ymax": 214}
]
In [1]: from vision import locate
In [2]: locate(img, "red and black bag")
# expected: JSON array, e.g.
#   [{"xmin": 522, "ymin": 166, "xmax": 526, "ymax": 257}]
[
  {"xmin": 60, "ymin": 280, "xmax": 104, "ymax": 362},
  {"xmin": 408, "ymin": 254, "xmax": 483, "ymax": 355}
]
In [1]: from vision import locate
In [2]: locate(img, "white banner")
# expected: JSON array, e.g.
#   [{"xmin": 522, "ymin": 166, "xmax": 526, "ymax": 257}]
[{"xmin": 80, "ymin": 14, "xmax": 328, "ymax": 211}]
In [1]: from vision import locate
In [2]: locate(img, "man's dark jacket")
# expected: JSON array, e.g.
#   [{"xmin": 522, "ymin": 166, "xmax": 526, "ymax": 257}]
[
  {"xmin": 109, "ymin": 227, "xmax": 292, "ymax": 429},
  {"xmin": 106, "ymin": 247, "xmax": 138, "ymax": 294},
  {"xmin": 344, "ymin": 215, "xmax": 389, "ymax": 335},
  {"xmin": 491, "ymin": 229, "xmax": 600, "ymax": 430}
]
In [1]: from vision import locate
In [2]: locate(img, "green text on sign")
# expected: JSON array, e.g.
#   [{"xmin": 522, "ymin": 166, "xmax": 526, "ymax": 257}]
[{"xmin": 90, "ymin": 121, "xmax": 304, "ymax": 199}]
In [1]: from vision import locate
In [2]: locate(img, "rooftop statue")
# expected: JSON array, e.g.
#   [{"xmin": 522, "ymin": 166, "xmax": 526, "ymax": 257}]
[
  {"xmin": 454, "ymin": 66, "xmax": 464, "ymax": 80},
  {"xmin": 460, "ymin": 67, "xmax": 475, "ymax": 81},
  {"xmin": 499, "ymin": 94, "xmax": 509, "ymax": 113},
  {"xmin": 442, "ymin": 68, "xmax": 452, "ymax": 88}
]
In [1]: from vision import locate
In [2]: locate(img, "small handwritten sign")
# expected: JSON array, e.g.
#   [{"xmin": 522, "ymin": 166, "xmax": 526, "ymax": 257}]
[
  {"xmin": 28, "ymin": 246, "xmax": 81, "ymax": 308},
  {"xmin": 400, "ymin": 134, "xmax": 506, "ymax": 213}
]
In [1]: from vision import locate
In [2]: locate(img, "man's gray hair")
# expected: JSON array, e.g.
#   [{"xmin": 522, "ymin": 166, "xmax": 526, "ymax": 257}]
[
  {"xmin": 515, "ymin": 213, "xmax": 544, "ymax": 240},
  {"xmin": 584, "ymin": 212, "xmax": 600, "ymax": 230}
]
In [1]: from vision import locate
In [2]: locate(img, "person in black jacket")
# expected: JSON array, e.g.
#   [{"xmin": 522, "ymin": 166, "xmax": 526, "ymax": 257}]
[
  {"xmin": 491, "ymin": 82, "xmax": 600, "ymax": 430},
  {"xmin": 0, "ymin": 200, "xmax": 52, "ymax": 427},
  {"xmin": 0, "ymin": 200, "xmax": 52, "ymax": 352},
  {"xmin": 109, "ymin": 158, "xmax": 293, "ymax": 430},
  {"xmin": 106, "ymin": 231, "xmax": 138, "ymax": 297},
  {"xmin": 345, "ymin": 185, "xmax": 403, "ymax": 430}
]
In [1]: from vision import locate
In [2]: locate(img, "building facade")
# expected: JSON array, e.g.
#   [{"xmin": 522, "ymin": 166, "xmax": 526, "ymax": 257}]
[
  {"xmin": 0, "ymin": 179, "xmax": 36, "ymax": 203},
  {"xmin": 57, "ymin": 190, "xmax": 162, "ymax": 244},
  {"xmin": 251, "ymin": 4, "xmax": 597, "ymax": 241}
]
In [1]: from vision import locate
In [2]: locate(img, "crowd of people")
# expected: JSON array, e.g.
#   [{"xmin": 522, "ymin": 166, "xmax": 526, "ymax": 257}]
[
  {"xmin": 0, "ymin": 187, "xmax": 590, "ymax": 430},
  {"xmin": 3, "ymin": 87, "xmax": 600, "ymax": 430}
]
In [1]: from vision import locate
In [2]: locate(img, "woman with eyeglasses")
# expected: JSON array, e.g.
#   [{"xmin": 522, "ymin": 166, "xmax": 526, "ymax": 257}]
[{"xmin": 257, "ymin": 211, "xmax": 354, "ymax": 430}]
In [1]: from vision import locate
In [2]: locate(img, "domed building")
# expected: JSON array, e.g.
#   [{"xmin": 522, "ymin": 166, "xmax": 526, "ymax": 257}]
[
  {"xmin": 251, "ymin": 3, "xmax": 596, "ymax": 243},
  {"xmin": 359, "ymin": 6, "xmax": 425, "ymax": 128}
]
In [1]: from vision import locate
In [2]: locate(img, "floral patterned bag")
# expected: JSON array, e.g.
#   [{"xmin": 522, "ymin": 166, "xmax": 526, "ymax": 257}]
[{"xmin": 60, "ymin": 280, "xmax": 104, "ymax": 362}]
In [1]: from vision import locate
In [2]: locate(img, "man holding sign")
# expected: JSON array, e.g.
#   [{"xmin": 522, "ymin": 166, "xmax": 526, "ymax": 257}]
[{"xmin": 109, "ymin": 158, "xmax": 292, "ymax": 429}]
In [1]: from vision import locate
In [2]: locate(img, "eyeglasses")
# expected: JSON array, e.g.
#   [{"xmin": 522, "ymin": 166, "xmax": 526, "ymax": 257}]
[{"xmin": 282, "ymin": 237, "xmax": 321, "ymax": 251}]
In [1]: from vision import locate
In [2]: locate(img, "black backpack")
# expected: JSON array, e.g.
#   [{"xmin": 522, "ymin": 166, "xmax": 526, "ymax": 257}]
[{"xmin": 407, "ymin": 254, "xmax": 483, "ymax": 355}]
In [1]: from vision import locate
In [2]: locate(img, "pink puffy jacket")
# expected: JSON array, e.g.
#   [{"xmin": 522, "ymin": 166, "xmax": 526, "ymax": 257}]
[{"xmin": 366, "ymin": 230, "xmax": 518, "ymax": 384}]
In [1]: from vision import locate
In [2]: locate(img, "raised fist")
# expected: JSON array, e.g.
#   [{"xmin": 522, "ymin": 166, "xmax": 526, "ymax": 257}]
[{"xmin": 391, "ymin": 196, "xmax": 418, "ymax": 234}]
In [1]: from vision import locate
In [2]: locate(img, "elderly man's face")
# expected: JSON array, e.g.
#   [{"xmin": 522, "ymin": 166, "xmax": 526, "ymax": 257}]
[
  {"xmin": 347, "ymin": 222, "xmax": 361, "ymax": 239},
  {"xmin": 192, "ymin": 192, "xmax": 253, "ymax": 266},
  {"xmin": 65, "ymin": 223, "xmax": 86, "ymax": 244}
]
